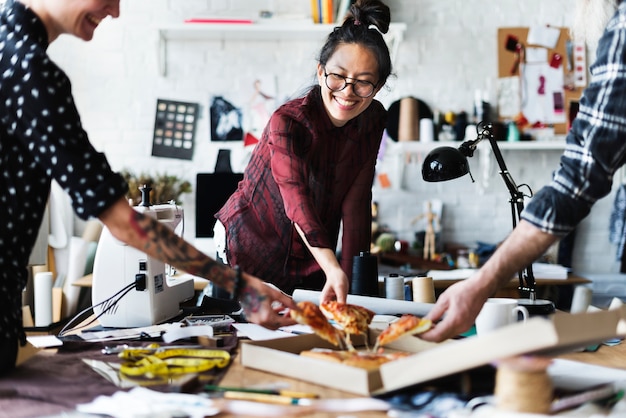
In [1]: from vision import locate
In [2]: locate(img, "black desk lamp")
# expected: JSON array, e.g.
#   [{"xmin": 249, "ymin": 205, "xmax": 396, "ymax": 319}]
[{"xmin": 421, "ymin": 122, "xmax": 555, "ymax": 315}]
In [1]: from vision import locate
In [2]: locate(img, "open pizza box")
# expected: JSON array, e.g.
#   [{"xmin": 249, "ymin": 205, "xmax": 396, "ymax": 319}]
[{"xmin": 240, "ymin": 306, "xmax": 626, "ymax": 396}]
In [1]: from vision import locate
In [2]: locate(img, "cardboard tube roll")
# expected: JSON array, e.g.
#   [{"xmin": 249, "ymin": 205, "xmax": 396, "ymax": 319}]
[
  {"xmin": 292, "ymin": 289, "xmax": 434, "ymax": 317},
  {"xmin": 398, "ymin": 97, "xmax": 419, "ymax": 141}
]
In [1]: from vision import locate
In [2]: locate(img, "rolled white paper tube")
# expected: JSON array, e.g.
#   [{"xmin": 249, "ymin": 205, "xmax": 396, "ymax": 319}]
[{"xmin": 34, "ymin": 271, "xmax": 54, "ymax": 327}]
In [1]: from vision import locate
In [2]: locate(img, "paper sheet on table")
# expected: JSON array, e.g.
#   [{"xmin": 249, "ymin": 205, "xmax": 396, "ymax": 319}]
[
  {"xmin": 232, "ymin": 323, "xmax": 298, "ymax": 340},
  {"xmin": 82, "ymin": 359, "xmax": 137, "ymax": 389},
  {"xmin": 27, "ymin": 335, "xmax": 63, "ymax": 348},
  {"xmin": 426, "ymin": 269, "xmax": 477, "ymax": 280},
  {"xmin": 548, "ymin": 358, "xmax": 626, "ymax": 391},
  {"xmin": 77, "ymin": 386, "xmax": 390, "ymax": 417},
  {"xmin": 77, "ymin": 386, "xmax": 220, "ymax": 417},
  {"xmin": 80, "ymin": 323, "xmax": 181, "ymax": 342}
]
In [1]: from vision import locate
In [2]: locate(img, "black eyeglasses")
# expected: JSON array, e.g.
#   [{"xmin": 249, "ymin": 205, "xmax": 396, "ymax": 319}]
[{"xmin": 323, "ymin": 71, "xmax": 377, "ymax": 98}]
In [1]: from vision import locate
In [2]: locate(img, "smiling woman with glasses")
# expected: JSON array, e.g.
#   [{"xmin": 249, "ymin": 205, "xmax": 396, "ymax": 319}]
[
  {"xmin": 323, "ymin": 71, "xmax": 377, "ymax": 98},
  {"xmin": 215, "ymin": 0, "xmax": 393, "ymax": 305}
]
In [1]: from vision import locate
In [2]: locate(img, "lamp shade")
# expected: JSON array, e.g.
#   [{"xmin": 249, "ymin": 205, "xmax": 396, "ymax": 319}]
[{"xmin": 422, "ymin": 146, "xmax": 470, "ymax": 182}]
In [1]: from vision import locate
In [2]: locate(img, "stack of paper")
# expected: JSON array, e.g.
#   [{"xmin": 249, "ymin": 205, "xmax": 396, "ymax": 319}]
[
  {"xmin": 425, "ymin": 268, "xmax": 477, "ymax": 280},
  {"xmin": 532, "ymin": 262, "xmax": 569, "ymax": 279}
]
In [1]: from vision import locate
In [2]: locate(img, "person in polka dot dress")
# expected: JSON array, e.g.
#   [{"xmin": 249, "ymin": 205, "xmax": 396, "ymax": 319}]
[{"xmin": 0, "ymin": 0, "xmax": 296, "ymax": 374}]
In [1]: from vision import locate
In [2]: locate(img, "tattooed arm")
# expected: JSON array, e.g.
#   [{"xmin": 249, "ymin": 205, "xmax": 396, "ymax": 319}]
[{"xmin": 98, "ymin": 198, "xmax": 297, "ymax": 329}]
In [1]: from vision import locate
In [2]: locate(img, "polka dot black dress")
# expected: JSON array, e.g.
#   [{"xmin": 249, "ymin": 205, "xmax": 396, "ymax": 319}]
[{"xmin": 0, "ymin": 0, "xmax": 127, "ymax": 372}]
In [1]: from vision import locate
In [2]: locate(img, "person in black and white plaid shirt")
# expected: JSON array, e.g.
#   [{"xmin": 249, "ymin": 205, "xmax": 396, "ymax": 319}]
[{"xmin": 422, "ymin": 0, "xmax": 626, "ymax": 343}]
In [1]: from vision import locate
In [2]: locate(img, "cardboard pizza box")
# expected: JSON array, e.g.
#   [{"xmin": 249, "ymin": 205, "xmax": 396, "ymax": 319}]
[{"xmin": 240, "ymin": 307, "xmax": 625, "ymax": 396}]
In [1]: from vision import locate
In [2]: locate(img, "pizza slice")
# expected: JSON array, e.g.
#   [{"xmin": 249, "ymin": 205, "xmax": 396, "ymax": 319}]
[
  {"xmin": 300, "ymin": 348, "xmax": 413, "ymax": 370},
  {"xmin": 374, "ymin": 314, "xmax": 432, "ymax": 350},
  {"xmin": 289, "ymin": 301, "xmax": 344, "ymax": 346},
  {"xmin": 319, "ymin": 301, "xmax": 375, "ymax": 335}
]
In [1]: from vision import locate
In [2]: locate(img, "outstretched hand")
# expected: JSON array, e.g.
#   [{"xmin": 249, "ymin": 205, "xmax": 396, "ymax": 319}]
[
  {"xmin": 238, "ymin": 273, "xmax": 297, "ymax": 330},
  {"xmin": 419, "ymin": 277, "xmax": 490, "ymax": 342},
  {"xmin": 320, "ymin": 266, "xmax": 349, "ymax": 304}
]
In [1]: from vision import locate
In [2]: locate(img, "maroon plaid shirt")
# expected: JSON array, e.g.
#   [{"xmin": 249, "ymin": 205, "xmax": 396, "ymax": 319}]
[{"xmin": 216, "ymin": 86, "xmax": 386, "ymax": 294}]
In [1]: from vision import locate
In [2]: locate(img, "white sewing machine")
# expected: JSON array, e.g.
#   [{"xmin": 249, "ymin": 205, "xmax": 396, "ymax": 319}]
[{"xmin": 91, "ymin": 198, "xmax": 194, "ymax": 328}]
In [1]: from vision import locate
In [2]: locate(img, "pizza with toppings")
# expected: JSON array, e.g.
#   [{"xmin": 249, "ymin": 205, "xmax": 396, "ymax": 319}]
[
  {"xmin": 300, "ymin": 348, "xmax": 412, "ymax": 371},
  {"xmin": 289, "ymin": 301, "xmax": 344, "ymax": 346},
  {"xmin": 374, "ymin": 314, "xmax": 432, "ymax": 350},
  {"xmin": 290, "ymin": 302, "xmax": 432, "ymax": 370},
  {"xmin": 319, "ymin": 301, "xmax": 375, "ymax": 336},
  {"xmin": 319, "ymin": 301, "xmax": 375, "ymax": 350}
]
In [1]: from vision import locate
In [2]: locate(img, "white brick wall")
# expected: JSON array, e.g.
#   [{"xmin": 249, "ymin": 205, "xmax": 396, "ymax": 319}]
[{"xmin": 48, "ymin": 0, "xmax": 622, "ymax": 274}]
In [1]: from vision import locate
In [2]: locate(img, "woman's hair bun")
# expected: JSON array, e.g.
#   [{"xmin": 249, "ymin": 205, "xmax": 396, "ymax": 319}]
[{"xmin": 345, "ymin": 0, "xmax": 390, "ymax": 34}]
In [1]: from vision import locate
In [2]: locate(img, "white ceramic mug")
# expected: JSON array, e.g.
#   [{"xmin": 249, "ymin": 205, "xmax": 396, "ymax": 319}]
[{"xmin": 475, "ymin": 298, "xmax": 529, "ymax": 335}]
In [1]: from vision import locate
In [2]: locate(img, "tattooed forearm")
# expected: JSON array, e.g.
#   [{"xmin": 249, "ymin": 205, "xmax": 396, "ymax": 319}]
[
  {"xmin": 129, "ymin": 210, "xmax": 236, "ymax": 291},
  {"xmin": 239, "ymin": 285, "xmax": 267, "ymax": 314}
]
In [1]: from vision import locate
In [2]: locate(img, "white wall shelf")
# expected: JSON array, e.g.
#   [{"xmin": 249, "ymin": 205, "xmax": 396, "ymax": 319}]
[
  {"xmin": 157, "ymin": 21, "xmax": 407, "ymax": 76},
  {"xmin": 384, "ymin": 137, "xmax": 567, "ymax": 154}
]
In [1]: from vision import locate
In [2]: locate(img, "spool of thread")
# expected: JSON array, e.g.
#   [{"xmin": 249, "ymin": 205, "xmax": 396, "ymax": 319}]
[
  {"xmin": 385, "ymin": 274, "xmax": 405, "ymax": 300},
  {"xmin": 507, "ymin": 121, "xmax": 520, "ymax": 142},
  {"xmin": 398, "ymin": 97, "xmax": 419, "ymax": 141},
  {"xmin": 419, "ymin": 118, "xmax": 434, "ymax": 143},
  {"xmin": 570, "ymin": 286, "xmax": 592, "ymax": 313},
  {"xmin": 411, "ymin": 277, "xmax": 436, "ymax": 303},
  {"xmin": 464, "ymin": 124, "xmax": 477, "ymax": 142},
  {"xmin": 34, "ymin": 271, "xmax": 53, "ymax": 327},
  {"xmin": 495, "ymin": 357, "xmax": 553, "ymax": 414},
  {"xmin": 351, "ymin": 251, "xmax": 379, "ymax": 297}
]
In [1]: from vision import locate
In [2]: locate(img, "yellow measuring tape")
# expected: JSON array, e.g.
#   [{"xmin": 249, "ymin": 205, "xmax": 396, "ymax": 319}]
[{"xmin": 118, "ymin": 344, "xmax": 231, "ymax": 378}]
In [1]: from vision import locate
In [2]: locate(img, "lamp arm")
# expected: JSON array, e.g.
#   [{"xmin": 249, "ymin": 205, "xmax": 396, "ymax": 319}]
[
  {"xmin": 484, "ymin": 127, "xmax": 537, "ymax": 299},
  {"xmin": 452, "ymin": 123, "xmax": 540, "ymax": 303},
  {"xmin": 487, "ymin": 134, "xmax": 522, "ymax": 199}
]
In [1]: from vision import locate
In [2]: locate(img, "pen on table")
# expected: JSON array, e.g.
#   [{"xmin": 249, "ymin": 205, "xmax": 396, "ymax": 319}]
[
  {"xmin": 221, "ymin": 390, "xmax": 315, "ymax": 405},
  {"xmin": 204, "ymin": 384, "xmax": 318, "ymax": 399},
  {"xmin": 551, "ymin": 384, "xmax": 623, "ymax": 413}
]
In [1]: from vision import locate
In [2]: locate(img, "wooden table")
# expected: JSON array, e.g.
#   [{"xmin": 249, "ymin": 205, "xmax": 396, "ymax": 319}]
[
  {"xmin": 213, "ymin": 339, "xmax": 626, "ymax": 418},
  {"xmin": 560, "ymin": 341, "xmax": 626, "ymax": 369},
  {"xmin": 209, "ymin": 339, "xmax": 626, "ymax": 418},
  {"xmin": 218, "ymin": 355, "xmax": 388, "ymax": 417},
  {"xmin": 14, "ymin": 319, "xmax": 626, "ymax": 418}
]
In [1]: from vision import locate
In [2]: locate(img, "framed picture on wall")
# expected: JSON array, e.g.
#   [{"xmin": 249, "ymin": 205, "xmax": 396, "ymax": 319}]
[
  {"xmin": 151, "ymin": 99, "xmax": 199, "ymax": 160},
  {"xmin": 209, "ymin": 95, "xmax": 244, "ymax": 142}
]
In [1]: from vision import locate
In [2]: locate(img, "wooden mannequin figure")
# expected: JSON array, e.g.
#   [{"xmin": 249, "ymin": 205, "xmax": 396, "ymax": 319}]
[{"xmin": 411, "ymin": 201, "xmax": 440, "ymax": 260}]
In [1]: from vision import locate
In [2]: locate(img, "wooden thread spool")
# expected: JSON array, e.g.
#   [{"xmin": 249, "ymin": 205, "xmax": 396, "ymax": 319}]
[
  {"xmin": 398, "ymin": 97, "xmax": 419, "ymax": 141},
  {"xmin": 495, "ymin": 357, "xmax": 553, "ymax": 414},
  {"xmin": 411, "ymin": 276, "xmax": 436, "ymax": 303}
]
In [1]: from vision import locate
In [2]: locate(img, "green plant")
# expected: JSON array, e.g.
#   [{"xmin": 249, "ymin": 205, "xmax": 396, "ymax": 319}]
[{"xmin": 121, "ymin": 170, "xmax": 192, "ymax": 205}]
